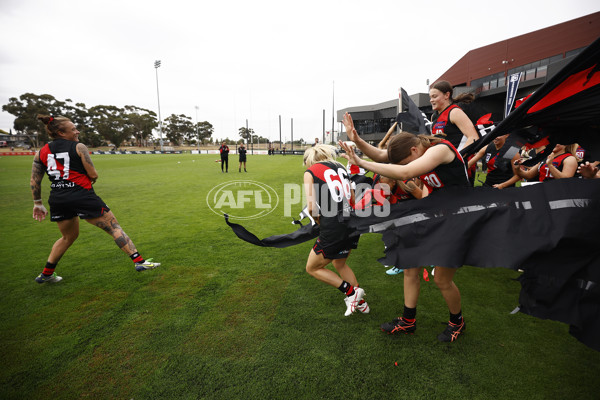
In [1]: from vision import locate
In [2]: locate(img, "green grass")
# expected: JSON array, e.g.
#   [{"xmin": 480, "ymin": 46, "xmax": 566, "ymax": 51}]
[{"xmin": 0, "ymin": 153, "xmax": 598, "ymax": 399}]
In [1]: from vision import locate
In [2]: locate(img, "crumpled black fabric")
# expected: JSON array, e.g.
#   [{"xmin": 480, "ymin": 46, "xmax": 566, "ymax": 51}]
[
  {"xmin": 225, "ymin": 214, "xmax": 319, "ymax": 248},
  {"xmin": 349, "ymin": 178, "xmax": 600, "ymax": 351}
]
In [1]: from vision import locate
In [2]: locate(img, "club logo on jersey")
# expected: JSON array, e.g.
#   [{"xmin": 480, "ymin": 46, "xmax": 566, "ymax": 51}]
[{"xmin": 207, "ymin": 180, "xmax": 279, "ymax": 220}]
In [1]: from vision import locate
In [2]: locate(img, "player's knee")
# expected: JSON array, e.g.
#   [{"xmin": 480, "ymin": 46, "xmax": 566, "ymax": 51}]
[
  {"xmin": 433, "ymin": 274, "xmax": 451, "ymax": 290},
  {"xmin": 62, "ymin": 231, "xmax": 79, "ymax": 244}
]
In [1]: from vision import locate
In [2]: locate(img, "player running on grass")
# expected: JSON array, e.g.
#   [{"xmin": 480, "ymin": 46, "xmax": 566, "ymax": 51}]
[
  {"xmin": 340, "ymin": 112, "xmax": 469, "ymax": 342},
  {"xmin": 30, "ymin": 115, "xmax": 160, "ymax": 284},
  {"xmin": 303, "ymin": 144, "xmax": 369, "ymax": 316}
]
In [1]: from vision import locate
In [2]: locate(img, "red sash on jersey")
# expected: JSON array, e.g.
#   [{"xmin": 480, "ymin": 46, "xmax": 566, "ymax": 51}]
[
  {"xmin": 39, "ymin": 143, "xmax": 92, "ymax": 189},
  {"xmin": 419, "ymin": 140, "xmax": 467, "ymax": 192},
  {"xmin": 432, "ymin": 105, "xmax": 459, "ymax": 135},
  {"xmin": 538, "ymin": 153, "xmax": 573, "ymax": 181}
]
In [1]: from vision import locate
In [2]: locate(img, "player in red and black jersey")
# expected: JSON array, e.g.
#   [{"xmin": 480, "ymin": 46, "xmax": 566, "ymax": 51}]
[
  {"xmin": 513, "ymin": 143, "xmax": 579, "ymax": 182},
  {"xmin": 467, "ymin": 133, "xmax": 521, "ymax": 189},
  {"xmin": 30, "ymin": 115, "xmax": 160, "ymax": 284},
  {"xmin": 430, "ymin": 81, "xmax": 479, "ymax": 151},
  {"xmin": 430, "ymin": 81, "xmax": 481, "ymax": 186},
  {"xmin": 341, "ymin": 111, "xmax": 469, "ymax": 342},
  {"xmin": 303, "ymin": 144, "xmax": 369, "ymax": 317}
]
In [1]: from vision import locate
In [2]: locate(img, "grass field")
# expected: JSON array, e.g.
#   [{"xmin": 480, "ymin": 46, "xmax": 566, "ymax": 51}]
[{"xmin": 1, "ymin": 153, "xmax": 599, "ymax": 399}]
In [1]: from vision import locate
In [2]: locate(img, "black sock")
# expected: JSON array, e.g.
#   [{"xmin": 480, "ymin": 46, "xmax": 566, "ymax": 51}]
[
  {"xmin": 450, "ymin": 310, "xmax": 463, "ymax": 325},
  {"xmin": 403, "ymin": 305, "xmax": 417, "ymax": 321},
  {"xmin": 338, "ymin": 281, "xmax": 355, "ymax": 296}
]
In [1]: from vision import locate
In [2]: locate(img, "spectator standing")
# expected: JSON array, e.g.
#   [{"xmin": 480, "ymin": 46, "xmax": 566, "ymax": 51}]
[
  {"xmin": 238, "ymin": 143, "xmax": 247, "ymax": 172},
  {"xmin": 219, "ymin": 141, "xmax": 229, "ymax": 172}
]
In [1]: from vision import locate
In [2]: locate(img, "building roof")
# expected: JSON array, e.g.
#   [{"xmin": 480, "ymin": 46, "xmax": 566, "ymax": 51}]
[{"xmin": 434, "ymin": 12, "xmax": 600, "ymax": 86}]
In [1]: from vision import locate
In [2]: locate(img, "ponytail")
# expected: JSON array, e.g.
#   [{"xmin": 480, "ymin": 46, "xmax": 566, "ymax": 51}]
[
  {"xmin": 37, "ymin": 114, "xmax": 70, "ymax": 138},
  {"xmin": 432, "ymin": 80, "xmax": 474, "ymax": 104}
]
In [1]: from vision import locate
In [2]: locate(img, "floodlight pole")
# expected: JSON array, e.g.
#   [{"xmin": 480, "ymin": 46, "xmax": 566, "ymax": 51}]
[
  {"xmin": 154, "ymin": 60, "xmax": 163, "ymax": 152},
  {"xmin": 331, "ymin": 80, "xmax": 335, "ymax": 145},
  {"xmin": 195, "ymin": 105, "xmax": 200, "ymax": 151}
]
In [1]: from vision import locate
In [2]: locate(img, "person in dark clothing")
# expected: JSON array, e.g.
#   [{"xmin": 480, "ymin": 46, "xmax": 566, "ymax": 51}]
[
  {"xmin": 341, "ymin": 111, "xmax": 469, "ymax": 343},
  {"xmin": 238, "ymin": 143, "xmax": 247, "ymax": 172},
  {"xmin": 303, "ymin": 144, "xmax": 369, "ymax": 317},
  {"xmin": 30, "ymin": 115, "xmax": 160, "ymax": 284},
  {"xmin": 467, "ymin": 133, "xmax": 521, "ymax": 188},
  {"xmin": 219, "ymin": 141, "xmax": 229, "ymax": 172}
]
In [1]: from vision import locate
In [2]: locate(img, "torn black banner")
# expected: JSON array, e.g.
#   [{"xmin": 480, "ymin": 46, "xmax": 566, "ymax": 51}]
[
  {"xmin": 349, "ymin": 178, "xmax": 600, "ymax": 351},
  {"xmin": 225, "ymin": 214, "xmax": 319, "ymax": 248}
]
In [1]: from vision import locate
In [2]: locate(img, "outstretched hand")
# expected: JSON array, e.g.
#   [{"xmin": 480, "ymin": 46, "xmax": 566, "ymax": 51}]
[
  {"xmin": 33, "ymin": 204, "xmax": 48, "ymax": 222},
  {"xmin": 342, "ymin": 112, "xmax": 359, "ymax": 143},
  {"xmin": 339, "ymin": 140, "xmax": 361, "ymax": 166},
  {"xmin": 578, "ymin": 161, "xmax": 599, "ymax": 179}
]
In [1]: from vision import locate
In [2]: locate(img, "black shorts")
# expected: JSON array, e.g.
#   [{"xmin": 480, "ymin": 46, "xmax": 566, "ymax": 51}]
[
  {"xmin": 312, "ymin": 236, "xmax": 359, "ymax": 260},
  {"xmin": 239, "ymin": 156, "xmax": 247, "ymax": 162},
  {"xmin": 312, "ymin": 221, "xmax": 359, "ymax": 259},
  {"xmin": 49, "ymin": 191, "xmax": 110, "ymax": 222}
]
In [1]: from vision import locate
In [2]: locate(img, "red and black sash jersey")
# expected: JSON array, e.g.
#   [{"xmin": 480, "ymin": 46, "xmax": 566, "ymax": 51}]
[
  {"xmin": 419, "ymin": 140, "xmax": 469, "ymax": 193},
  {"xmin": 353, "ymin": 174, "xmax": 412, "ymax": 210},
  {"xmin": 538, "ymin": 153, "xmax": 574, "ymax": 182},
  {"xmin": 219, "ymin": 145, "xmax": 229, "ymax": 156},
  {"xmin": 432, "ymin": 104, "xmax": 466, "ymax": 149},
  {"xmin": 306, "ymin": 161, "xmax": 353, "ymax": 218},
  {"xmin": 373, "ymin": 174, "xmax": 413, "ymax": 201},
  {"xmin": 39, "ymin": 139, "xmax": 93, "ymax": 194},
  {"xmin": 484, "ymin": 143, "xmax": 515, "ymax": 186}
]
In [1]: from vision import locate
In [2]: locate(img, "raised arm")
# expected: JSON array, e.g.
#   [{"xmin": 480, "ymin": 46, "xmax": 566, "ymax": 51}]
[
  {"xmin": 76, "ymin": 143, "xmax": 98, "ymax": 183},
  {"xmin": 342, "ymin": 112, "xmax": 388, "ymax": 162},
  {"xmin": 340, "ymin": 141, "xmax": 453, "ymax": 181}
]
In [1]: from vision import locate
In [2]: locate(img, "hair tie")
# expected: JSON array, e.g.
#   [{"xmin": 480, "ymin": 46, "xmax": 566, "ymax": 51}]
[{"xmin": 48, "ymin": 116, "xmax": 54, "ymax": 122}]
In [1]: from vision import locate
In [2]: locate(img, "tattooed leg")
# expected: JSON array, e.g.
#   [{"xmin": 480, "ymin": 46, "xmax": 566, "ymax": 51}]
[{"xmin": 86, "ymin": 211, "xmax": 138, "ymax": 255}]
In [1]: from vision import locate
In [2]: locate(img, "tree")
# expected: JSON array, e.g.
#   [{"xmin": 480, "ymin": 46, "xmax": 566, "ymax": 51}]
[
  {"xmin": 196, "ymin": 121, "xmax": 214, "ymax": 144},
  {"xmin": 89, "ymin": 105, "xmax": 132, "ymax": 149},
  {"xmin": 1, "ymin": 93, "xmax": 105, "ymax": 147},
  {"xmin": 238, "ymin": 126, "xmax": 255, "ymax": 142},
  {"xmin": 2, "ymin": 93, "xmax": 68, "ymax": 144},
  {"xmin": 164, "ymin": 114, "xmax": 195, "ymax": 145},
  {"xmin": 65, "ymin": 101, "xmax": 103, "ymax": 147},
  {"xmin": 124, "ymin": 106, "xmax": 157, "ymax": 147}
]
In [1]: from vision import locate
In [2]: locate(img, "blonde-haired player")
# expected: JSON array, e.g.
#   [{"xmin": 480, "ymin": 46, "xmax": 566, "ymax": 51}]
[{"xmin": 302, "ymin": 144, "xmax": 368, "ymax": 316}]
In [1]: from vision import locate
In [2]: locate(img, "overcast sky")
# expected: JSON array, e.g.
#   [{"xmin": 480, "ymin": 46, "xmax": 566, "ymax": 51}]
[{"xmin": 1, "ymin": 0, "xmax": 598, "ymax": 142}]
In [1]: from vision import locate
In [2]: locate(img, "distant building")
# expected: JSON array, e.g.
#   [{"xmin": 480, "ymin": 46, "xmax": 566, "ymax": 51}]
[
  {"xmin": 0, "ymin": 133, "xmax": 35, "ymax": 148},
  {"xmin": 338, "ymin": 12, "xmax": 600, "ymax": 145}
]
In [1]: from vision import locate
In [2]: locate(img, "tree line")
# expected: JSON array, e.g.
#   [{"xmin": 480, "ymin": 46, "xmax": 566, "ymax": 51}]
[{"xmin": 2, "ymin": 93, "xmax": 214, "ymax": 148}]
